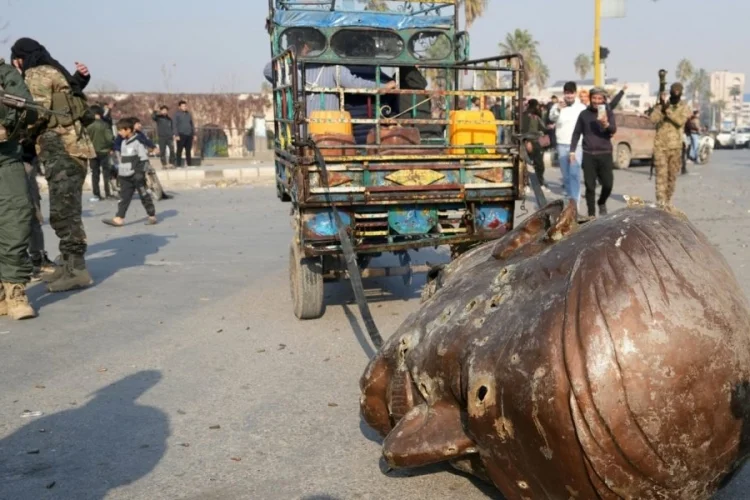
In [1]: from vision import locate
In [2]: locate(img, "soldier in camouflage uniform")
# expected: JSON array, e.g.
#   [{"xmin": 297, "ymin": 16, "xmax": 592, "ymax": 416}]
[
  {"xmin": 649, "ymin": 82, "xmax": 692, "ymax": 208},
  {"xmin": 10, "ymin": 38, "xmax": 95, "ymax": 292},
  {"xmin": 0, "ymin": 57, "xmax": 39, "ymax": 319}
]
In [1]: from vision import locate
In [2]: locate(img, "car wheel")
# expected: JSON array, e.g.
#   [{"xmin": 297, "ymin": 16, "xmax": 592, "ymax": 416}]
[{"xmin": 614, "ymin": 143, "xmax": 632, "ymax": 170}]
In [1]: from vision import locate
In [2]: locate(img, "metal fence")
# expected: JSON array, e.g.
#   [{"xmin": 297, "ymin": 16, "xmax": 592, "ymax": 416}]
[{"xmin": 137, "ymin": 126, "xmax": 276, "ymax": 159}]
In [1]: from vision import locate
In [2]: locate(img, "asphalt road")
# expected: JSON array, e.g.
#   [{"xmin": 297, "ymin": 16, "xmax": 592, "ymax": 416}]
[{"xmin": 1, "ymin": 150, "xmax": 749, "ymax": 500}]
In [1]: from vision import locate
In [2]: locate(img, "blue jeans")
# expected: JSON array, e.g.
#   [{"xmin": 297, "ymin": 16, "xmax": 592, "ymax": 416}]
[
  {"xmin": 690, "ymin": 133, "xmax": 699, "ymax": 161},
  {"xmin": 557, "ymin": 144, "xmax": 582, "ymax": 206}
]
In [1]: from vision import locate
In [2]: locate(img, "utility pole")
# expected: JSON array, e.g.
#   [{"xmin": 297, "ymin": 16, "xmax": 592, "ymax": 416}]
[{"xmin": 594, "ymin": 0, "xmax": 602, "ymax": 86}]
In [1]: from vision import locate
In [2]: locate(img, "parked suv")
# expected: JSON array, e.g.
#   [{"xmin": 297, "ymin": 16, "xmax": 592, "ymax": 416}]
[{"xmin": 611, "ymin": 112, "xmax": 656, "ymax": 169}]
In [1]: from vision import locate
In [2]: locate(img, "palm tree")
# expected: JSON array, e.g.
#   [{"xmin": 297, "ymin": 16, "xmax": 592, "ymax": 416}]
[
  {"xmin": 730, "ymin": 85, "xmax": 743, "ymax": 127},
  {"xmin": 687, "ymin": 68, "xmax": 710, "ymax": 109},
  {"xmin": 714, "ymin": 100, "xmax": 727, "ymax": 130},
  {"xmin": 359, "ymin": 0, "xmax": 389, "ymax": 11},
  {"xmin": 499, "ymin": 29, "xmax": 545, "ymax": 94},
  {"xmin": 675, "ymin": 59, "xmax": 694, "ymax": 85},
  {"xmin": 574, "ymin": 54, "xmax": 591, "ymax": 81},
  {"xmin": 462, "ymin": 0, "xmax": 489, "ymax": 28},
  {"xmin": 535, "ymin": 62, "xmax": 550, "ymax": 90}
]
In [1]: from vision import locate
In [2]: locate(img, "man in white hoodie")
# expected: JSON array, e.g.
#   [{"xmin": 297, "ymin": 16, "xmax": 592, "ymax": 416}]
[{"xmin": 549, "ymin": 81, "xmax": 586, "ymax": 208}]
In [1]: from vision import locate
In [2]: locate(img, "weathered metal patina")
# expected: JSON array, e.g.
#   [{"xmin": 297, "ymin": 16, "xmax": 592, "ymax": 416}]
[{"xmin": 361, "ymin": 201, "xmax": 750, "ymax": 499}]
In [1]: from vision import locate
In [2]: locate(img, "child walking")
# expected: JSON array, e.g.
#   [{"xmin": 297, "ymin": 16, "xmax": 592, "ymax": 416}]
[{"xmin": 103, "ymin": 118, "xmax": 158, "ymax": 227}]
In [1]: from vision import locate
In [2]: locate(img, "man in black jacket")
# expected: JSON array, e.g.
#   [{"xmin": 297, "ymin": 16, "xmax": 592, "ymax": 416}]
[
  {"xmin": 570, "ymin": 87, "xmax": 617, "ymax": 218},
  {"xmin": 173, "ymin": 100, "xmax": 194, "ymax": 167},
  {"xmin": 152, "ymin": 105, "xmax": 174, "ymax": 167}
]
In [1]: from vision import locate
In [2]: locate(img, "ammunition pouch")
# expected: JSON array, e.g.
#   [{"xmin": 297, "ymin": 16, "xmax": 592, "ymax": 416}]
[{"xmin": 48, "ymin": 91, "xmax": 95, "ymax": 129}]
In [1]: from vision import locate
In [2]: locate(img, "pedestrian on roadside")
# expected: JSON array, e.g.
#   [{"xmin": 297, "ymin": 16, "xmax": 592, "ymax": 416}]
[
  {"xmin": 549, "ymin": 81, "xmax": 586, "ymax": 209},
  {"xmin": 173, "ymin": 100, "xmax": 194, "ymax": 167},
  {"xmin": 579, "ymin": 89, "xmax": 590, "ymax": 106},
  {"xmin": 101, "ymin": 101, "xmax": 114, "ymax": 128},
  {"xmin": 102, "ymin": 119, "xmax": 157, "ymax": 227},
  {"xmin": 152, "ymin": 105, "xmax": 174, "ymax": 167},
  {"xmin": 86, "ymin": 105, "xmax": 115, "ymax": 202},
  {"xmin": 685, "ymin": 110, "xmax": 701, "ymax": 162},
  {"xmin": 521, "ymin": 99, "xmax": 550, "ymax": 193},
  {"xmin": 114, "ymin": 117, "xmax": 156, "ymax": 153},
  {"xmin": 569, "ymin": 87, "xmax": 617, "ymax": 219}
]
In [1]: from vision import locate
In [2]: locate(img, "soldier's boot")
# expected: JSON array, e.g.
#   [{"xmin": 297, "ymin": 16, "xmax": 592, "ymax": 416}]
[
  {"xmin": 0, "ymin": 282, "xmax": 7, "ymax": 316},
  {"xmin": 47, "ymin": 255, "xmax": 93, "ymax": 293},
  {"xmin": 3, "ymin": 282, "xmax": 36, "ymax": 320},
  {"xmin": 42, "ymin": 254, "xmax": 68, "ymax": 283}
]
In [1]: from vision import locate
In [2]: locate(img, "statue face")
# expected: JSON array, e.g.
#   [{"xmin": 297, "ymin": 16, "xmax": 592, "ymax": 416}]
[{"xmin": 361, "ymin": 201, "xmax": 750, "ymax": 499}]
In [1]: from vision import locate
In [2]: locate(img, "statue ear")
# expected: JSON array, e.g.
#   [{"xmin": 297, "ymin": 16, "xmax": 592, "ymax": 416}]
[
  {"xmin": 382, "ymin": 401, "xmax": 476, "ymax": 468},
  {"xmin": 492, "ymin": 200, "xmax": 566, "ymax": 260},
  {"xmin": 546, "ymin": 199, "xmax": 579, "ymax": 241}
]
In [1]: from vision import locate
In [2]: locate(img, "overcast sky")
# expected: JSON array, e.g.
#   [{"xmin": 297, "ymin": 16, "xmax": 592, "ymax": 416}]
[{"xmin": 3, "ymin": 0, "xmax": 746, "ymax": 93}]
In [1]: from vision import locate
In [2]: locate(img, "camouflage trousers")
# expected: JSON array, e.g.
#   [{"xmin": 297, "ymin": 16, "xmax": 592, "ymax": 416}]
[
  {"xmin": 654, "ymin": 147, "xmax": 682, "ymax": 207},
  {"xmin": 0, "ymin": 160, "xmax": 33, "ymax": 283},
  {"xmin": 39, "ymin": 132, "xmax": 88, "ymax": 257}
]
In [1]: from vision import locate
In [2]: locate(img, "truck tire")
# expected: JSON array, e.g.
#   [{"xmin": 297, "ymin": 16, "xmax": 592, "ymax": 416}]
[{"xmin": 289, "ymin": 242, "xmax": 325, "ymax": 320}]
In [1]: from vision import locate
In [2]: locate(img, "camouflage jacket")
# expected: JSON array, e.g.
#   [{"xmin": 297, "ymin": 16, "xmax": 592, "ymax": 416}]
[
  {"xmin": 25, "ymin": 65, "xmax": 95, "ymax": 159},
  {"xmin": 650, "ymin": 101, "xmax": 692, "ymax": 150}
]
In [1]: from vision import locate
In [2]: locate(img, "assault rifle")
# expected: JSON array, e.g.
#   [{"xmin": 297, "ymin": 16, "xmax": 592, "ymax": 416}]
[{"xmin": 0, "ymin": 89, "xmax": 70, "ymax": 117}]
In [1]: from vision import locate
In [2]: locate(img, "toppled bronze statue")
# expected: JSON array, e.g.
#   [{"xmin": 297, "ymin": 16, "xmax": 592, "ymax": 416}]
[{"xmin": 360, "ymin": 200, "xmax": 750, "ymax": 499}]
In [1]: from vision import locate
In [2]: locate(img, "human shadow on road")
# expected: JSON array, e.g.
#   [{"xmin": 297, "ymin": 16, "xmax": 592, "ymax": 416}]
[
  {"xmin": 29, "ymin": 225, "xmax": 178, "ymax": 309},
  {"xmin": 0, "ymin": 370, "xmax": 169, "ymax": 500}
]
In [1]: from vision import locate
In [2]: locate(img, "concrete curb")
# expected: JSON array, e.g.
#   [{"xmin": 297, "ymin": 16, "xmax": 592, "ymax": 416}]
[{"xmin": 37, "ymin": 166, "xmax": 276, "ymax": 192}]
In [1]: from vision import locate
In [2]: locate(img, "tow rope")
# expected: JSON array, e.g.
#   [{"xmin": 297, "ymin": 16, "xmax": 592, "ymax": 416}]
[{"xmin": 307, "ymin": 139, "xmax": 384, "ymax": 351}]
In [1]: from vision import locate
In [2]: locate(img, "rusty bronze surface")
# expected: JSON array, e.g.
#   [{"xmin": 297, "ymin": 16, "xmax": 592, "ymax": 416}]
[{"xmin": 360, "ymin": 200, "xmax": 750, "ymax": 499}]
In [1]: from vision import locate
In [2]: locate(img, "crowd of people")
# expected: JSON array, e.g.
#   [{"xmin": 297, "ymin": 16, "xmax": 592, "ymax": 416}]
[{"xmin": 503, "ymin": 80, "xmax": 694, "ymax": 220}]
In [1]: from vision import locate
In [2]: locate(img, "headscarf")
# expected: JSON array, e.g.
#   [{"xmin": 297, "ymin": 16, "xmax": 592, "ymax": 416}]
[{"xmin": 10, "ymin": 37, "xmax": 84, "ymax": 96}]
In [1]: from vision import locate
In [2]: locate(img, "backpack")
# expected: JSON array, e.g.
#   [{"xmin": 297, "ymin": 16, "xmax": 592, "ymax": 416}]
[{"xmin": 47, "ymin": 88, "xmax": 95, "ymax": 129}]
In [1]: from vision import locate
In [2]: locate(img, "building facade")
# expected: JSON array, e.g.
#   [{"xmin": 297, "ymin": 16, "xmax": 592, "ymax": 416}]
[{"xmin": 709, "ymin": 71, "xmax": 745, "ymax": 104}]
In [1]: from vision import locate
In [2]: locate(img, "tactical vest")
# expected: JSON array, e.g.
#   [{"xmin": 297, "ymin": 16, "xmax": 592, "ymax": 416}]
[{"xmin": 47, "ymin": 83, "xmax": 95, "ymax": 129}]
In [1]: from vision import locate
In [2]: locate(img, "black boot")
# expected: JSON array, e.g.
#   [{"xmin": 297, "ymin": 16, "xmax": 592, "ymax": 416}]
[{"xmin": 598, "ymin": 203, "xmax": 608, "ymax": 216}]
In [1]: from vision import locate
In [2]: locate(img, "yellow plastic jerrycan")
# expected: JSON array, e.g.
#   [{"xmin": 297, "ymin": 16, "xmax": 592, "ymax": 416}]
[
  {"xmin": 449, "ymin": 110, "xmax": 497, "ymax": 154},
  {"xmin": 308, "ymin": 110, "xmax": 353, "ymax": 137}
]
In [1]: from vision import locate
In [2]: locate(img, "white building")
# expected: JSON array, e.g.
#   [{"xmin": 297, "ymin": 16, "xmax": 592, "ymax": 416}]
[
  {"xmin": 537, "ymin": 79, "xmax": 651, "ymax": 114},
  {"xmin": 710, "ymin": 71, "xmax": 745, "ymax": 104}
]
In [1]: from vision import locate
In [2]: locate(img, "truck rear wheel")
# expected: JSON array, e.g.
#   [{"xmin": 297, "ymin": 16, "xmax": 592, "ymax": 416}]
[{"xmin": 289, "ymin": 242, "xmax": 325, "ymax": 320}]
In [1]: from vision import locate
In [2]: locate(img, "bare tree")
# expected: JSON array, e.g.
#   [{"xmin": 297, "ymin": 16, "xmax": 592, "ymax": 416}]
[{"xmin": 161, "ymin": 63, "xmax": 176, "ymax": 93}]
